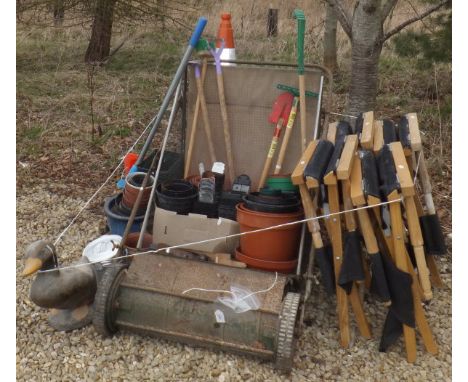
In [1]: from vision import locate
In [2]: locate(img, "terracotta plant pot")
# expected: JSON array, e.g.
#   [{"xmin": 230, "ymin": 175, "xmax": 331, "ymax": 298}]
[
  {"xmin": 124, "ymin": 232, "xmax": 153, "ymax": 250},
  {"xmin": 236, "ymin": 203, "xmax": 303, "ymax": 264},
  {"xmin": 235, "ymin": 248, "xmax": 297, "ymax": 274},
  {"xmin": 122, "ymin": 172, "xmax": 154, "ymax": 210}
]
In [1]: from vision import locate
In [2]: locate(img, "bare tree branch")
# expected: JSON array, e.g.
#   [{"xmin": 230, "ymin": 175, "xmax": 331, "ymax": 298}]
[
  {"xmin": 381, "ymin": 0, "xmax": 398, "ymax": 21},
  {"xmin": 404, "ymin": 0, "xmax": 436, "ymax": 33},
  {"xmin": 323, "ymin": 0, "xmax": 352, "ymax": 39},
  {"xmin": 382, "ymin": 0, "xmax": 450, "ymax": 41}
]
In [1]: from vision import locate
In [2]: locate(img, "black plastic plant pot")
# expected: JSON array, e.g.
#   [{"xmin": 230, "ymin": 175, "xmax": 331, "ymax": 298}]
[
  {"xmin": 156, "ymin": 183, "xmax": 198, "ymax": 215},
  {"xmin": 246, "ymin": 192, "xmax": 299, "ymax": 206},
  {"xmin": 160, "ymin": 180, "xmax": 197, "ymax": 198},
  {"xmin": 193, "ymin": 200, "xmax": 219, "ymax": 218},
  {"xmin": 242, "ymin": 195, "xmax": 301, "ymax": 214}
]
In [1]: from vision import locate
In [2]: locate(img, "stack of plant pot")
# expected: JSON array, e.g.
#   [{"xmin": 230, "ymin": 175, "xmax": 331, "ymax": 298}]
[
  {"xmin": 156, "ymin": 179, "xmax": 198, "ymax": 215},
  {"xmin": 104, "ymin": 172, "xmax": 155, "ymax": 236},
  {"xmin": 235, "ymin": 190, "xmax": 304, "ymax": 273}
]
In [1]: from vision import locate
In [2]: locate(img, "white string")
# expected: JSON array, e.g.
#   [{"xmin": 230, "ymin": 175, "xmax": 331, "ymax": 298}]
[
  {"xmin": 181, "ymin": 272, "xmax": 278, "ymax": 302},
  {"xmin": 328, "ymin": 111, "xmax": 358, "ymax": 119},
  {"xmin": 53, "ymin": 115, "xmax": 159, "ymax": 246},
  {"xmin": 39, "ymin": 197, "xmax": 402, "ymax": 274},
  {"xmin": 413, "ymin": 150, "xmax": 422, "ymax": 184}
]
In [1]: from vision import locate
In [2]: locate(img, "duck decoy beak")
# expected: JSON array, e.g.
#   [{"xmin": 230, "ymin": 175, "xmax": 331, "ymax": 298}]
[{"xmin": 21, "ymin": 258, "xmax": 43, "ymax": 277}]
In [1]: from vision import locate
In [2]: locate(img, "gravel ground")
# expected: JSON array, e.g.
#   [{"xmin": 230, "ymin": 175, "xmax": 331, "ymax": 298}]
[{"xmin": 16, "ymin": 181, "xmax": 452, "ymax": 381}]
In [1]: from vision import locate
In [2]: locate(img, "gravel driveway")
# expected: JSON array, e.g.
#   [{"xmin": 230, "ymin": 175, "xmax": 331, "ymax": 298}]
[{"xmin": 16, "ymin": 182, "xmax": 452, "ymax": 381}]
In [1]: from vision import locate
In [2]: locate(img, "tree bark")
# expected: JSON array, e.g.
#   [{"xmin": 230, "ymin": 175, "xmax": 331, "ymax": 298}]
[
  {"xmin": 85, "ymin": 0, "xmax": 117, "ymax": 63},
  {"xmin": 325, "ymin": 0, "xmax": 449, "ymax": 116},
  {"xmin": 347, "ymin": 0, "xmax": 383, "ymax": 116},
  {"xmin": 323, "ymin": 3, "xmax": 338, "ymax": 72},
  {"xmin": 53, "ymin": 0, "xmax": 65, "ymax": 26}
]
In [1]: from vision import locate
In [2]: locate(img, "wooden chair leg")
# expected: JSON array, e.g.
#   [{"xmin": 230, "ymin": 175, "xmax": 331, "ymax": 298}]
[
  {"xmin": 427, "ymin": 255, "xmax": 444, "ymax": 288},
  {"xmin": 405, "ymin": 196, "xmax": 433, "ymax": 301},
  {"xmin": 388, "ymin": 193, "xmax": 417, "ymax": 363},
  {"xmin": 327, "ymin": 184, "xmax": 351, "ymax": 348}
]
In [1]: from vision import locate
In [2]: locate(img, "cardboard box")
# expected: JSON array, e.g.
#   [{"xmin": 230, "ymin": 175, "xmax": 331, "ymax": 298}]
[{"xmin": 153, "ymin": 207, "xmax": 240, "ymax": 255}]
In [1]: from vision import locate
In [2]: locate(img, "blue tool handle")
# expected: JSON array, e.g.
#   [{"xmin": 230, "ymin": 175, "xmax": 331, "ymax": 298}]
[{"xmin": 189, "ymin": 17, "xmax": 208, "ymax": 48}]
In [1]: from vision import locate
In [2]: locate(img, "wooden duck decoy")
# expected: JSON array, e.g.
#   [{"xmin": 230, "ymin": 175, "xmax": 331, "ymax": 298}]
[{"xmin": 22, "ymin": 240, "xmax": 97, "ymax": 332}]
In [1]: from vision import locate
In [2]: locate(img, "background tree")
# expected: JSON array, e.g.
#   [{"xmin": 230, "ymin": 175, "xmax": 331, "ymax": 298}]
[
  {"xmin": 323, "ymin": 3, "xmax": 338, "ymax": 72},
  {"xmin": 84, "ymin": 0, "xmax": 117, "ymax": 63},
  {"xmin": 393, "ymin": 3, "xmax": 451, "ymax": 67},
  {"xmin": 16, "ymin": 0, "xmax": 194, "ymax": 63},
  {"xmin": 324, "ymin": 0, "xmax": 450, "ymax": 115}
]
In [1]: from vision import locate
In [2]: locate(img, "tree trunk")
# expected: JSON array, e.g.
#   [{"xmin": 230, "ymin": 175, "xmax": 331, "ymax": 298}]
[
  {"xmin": 85, "ymin": 0, "xmax": 117, "ymax": 63},
  {"xmin": 53, "ymin": 0, "xmax": 64, "ymax": 26},
  {"xmin": 347, "ymin": 1, "xmax": 384, "ymax": 116},
  {"xmin": 323, "ymin": 3, "xmax": 338, "ymax": 72}
]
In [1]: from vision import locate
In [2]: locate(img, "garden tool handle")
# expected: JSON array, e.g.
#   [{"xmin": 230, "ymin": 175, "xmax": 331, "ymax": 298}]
[
  {"xmin": 210, "ymin": 40, "xmax": 236, "ymax": 185},
  {"xmin": 275, "ymin": 97, "xmax": 299, "ymax": 174},
  {"xmin": 189, "ymin": 17, "xmax": 208, "ymax": 48},
  {"xmin": 293, "ymin": 9, "xmax": 305, "ymax": 75},
  {"xmin": 137, "ymin": 17, "xmax": 208, "ymax": 164},
  {"xmin": 184, "ymin": 58, "xmax": 208, "ymax": 177},
  {"xmin": 194, "ymin": 63, "xmax": 217, "ymax": 163},
  {"xmin": 294, "ymin": 9, "xmax": 307, "ymax": 151},
  {"xmin": 258, "ymin": 119, "xmax": 284, "ymax": 190}
]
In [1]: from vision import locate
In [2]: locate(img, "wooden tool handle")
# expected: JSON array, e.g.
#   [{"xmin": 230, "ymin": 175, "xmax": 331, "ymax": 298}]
[
  {"xmin": 185, "ymin": 59, "xmax": 208, "ymax": 177},
  {"xmin": 216, "ymin": 72, "xmax": 235, "ymax": 185},
  {"xmin": 195, "ymin": 72, "xmax": 216, "ymax": 164},
  {"xmin": 258, "ymin": 124, "xmax": 282, "ymax": 191},
  {"xmin": 299, "ymin": 75, "xmax": 307, "ymax": 151},
  {"xmin": 275, "ymin": 98, "xmax": 298, "ymax": 175}
]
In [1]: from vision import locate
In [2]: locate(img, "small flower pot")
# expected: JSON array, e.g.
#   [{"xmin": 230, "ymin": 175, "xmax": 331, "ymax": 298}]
[
  {"xmin": 236, "ymin": 203, "xmax": 303, "ymax": 265},
  {"xmin": 122, "ymin": 172, "xmax": 154, "ymax": 210}
]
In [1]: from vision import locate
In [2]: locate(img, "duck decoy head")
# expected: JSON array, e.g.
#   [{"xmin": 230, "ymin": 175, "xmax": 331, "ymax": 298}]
[{"xmin": 22, "ymin": 240, "xmax": 58, "ymax": 277}]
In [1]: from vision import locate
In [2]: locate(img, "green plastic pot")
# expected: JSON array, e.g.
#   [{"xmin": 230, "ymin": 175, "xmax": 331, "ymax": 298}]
[{"xmin": 266, "ymin": 175, "xmax": 298, "ymax": 192}]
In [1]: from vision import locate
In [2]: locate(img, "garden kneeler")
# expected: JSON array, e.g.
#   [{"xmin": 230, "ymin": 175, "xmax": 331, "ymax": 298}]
[
  {"xmin": 292, "ymin": 140, "xmax": 335, "ymax": 295},
  {"xmin": 405, "ymin": 113, "xmax": 445, "ymax": 286},
  {"xmin": 337, "ymin": 137, "xmax": 372, "ymax": 291},
  {"xmin": 390, "ymin": 142, "xmax": 432, "ymax": 301},
  {"xmin": 378, "ymin": 145, "xmax": 438, "ymax": 362},
  {"xmin": 356, "ymin": 111, "xmax": 375, "ymax": 150}
]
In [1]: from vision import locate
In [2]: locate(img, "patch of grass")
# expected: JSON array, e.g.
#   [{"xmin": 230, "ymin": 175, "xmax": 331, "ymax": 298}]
[
  {"xmin": 21, "ymin": 125, "xmax": 44, "ymax": 140},
  {"xmin": 106, "ymin": 30, "xmax": 184, "ymax": 75}
]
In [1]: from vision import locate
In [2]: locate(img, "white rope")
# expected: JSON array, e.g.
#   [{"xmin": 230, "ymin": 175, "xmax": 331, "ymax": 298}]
[
  {"xmin": 40, "ymin": 197, "xmax": 402, "ymax": 274},
  {"xmin": 181, "ymin": 272, "xmax": 278, "ymax": 302},
  {"xmin": 53, "ymin": 115, "xmax": 159, "ymax": 246},
  {"xmin": 413, "ymin": 150, "xmax": 422, "ymax": 184},
  {"xmin": 328, "ymin": 111, "xmax": 358, "ymax": 119}
]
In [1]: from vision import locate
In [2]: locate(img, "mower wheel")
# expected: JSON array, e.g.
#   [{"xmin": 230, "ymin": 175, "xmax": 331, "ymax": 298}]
[
  {"xmin": 275, "ymin": 292, "xmax": 301, "ymax": 373},
  {"xmin": 93, "ymin": 263, "xmax": 128, "ymax": 337}
]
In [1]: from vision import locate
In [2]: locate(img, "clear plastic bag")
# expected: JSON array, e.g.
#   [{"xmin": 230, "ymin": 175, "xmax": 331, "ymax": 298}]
[{"xmin": 217, "ymin": 284, "xmax": 260, "ymax": 313}]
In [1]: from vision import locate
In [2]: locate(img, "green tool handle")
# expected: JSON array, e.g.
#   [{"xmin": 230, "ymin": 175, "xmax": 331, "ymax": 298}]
[
  {"xmin": 276, "ymin": 84, "xmax": 318, "ymax": 98},
  {"xmin": 293, "ymin": 9, "xmax": 305, "ymax": 75}
]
